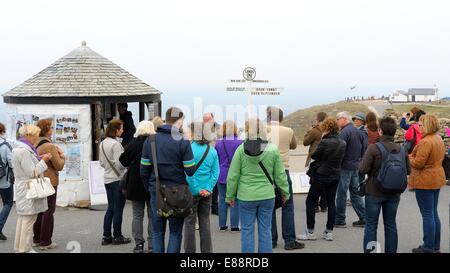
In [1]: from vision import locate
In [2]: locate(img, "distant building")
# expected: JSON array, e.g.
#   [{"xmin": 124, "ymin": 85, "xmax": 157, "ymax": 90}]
[
  {"xmin": 389, "ymin": 88, "xmax": 438, "ymax": 103},
  {"xmin": 389, "ymin": 90, "xmax": 408, "ymax": 102}
]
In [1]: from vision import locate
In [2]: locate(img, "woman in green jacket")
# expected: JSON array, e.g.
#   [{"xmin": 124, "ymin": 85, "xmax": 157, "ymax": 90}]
[{"xmin": 226, "ymin": 118, "xmax": 290, "ymax": 253}]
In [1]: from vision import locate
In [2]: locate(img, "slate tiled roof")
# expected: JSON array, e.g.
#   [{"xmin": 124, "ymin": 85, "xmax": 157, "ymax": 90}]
[{"xmin": 3, "ymin": 41, "xmax": 161, "ymax": 98}]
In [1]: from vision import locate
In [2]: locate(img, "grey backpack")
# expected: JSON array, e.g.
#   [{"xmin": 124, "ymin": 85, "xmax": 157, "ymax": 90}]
[{"xmin": 0, "ymin": 142, "xmax": 14, "ymax": 183}]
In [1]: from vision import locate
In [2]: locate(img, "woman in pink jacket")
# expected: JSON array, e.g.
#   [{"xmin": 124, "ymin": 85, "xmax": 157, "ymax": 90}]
[{"xmin": 404, "ymin": 110, "xmax": 426, "ymax": 153}]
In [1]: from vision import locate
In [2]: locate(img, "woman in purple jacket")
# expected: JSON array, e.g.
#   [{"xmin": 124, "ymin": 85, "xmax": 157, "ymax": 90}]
[{"xmin": 215, "ymin": 121, "xmax": 242, "ymax": 232}]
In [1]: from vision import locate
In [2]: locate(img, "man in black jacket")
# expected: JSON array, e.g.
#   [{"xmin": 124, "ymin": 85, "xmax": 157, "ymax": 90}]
[{"xmin": 118, "ymin": 103, "xmax": 136, "ymax": 147}]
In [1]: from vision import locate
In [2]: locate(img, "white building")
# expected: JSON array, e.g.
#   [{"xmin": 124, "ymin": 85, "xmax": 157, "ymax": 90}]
[
  {"xmin": 389, "ymin": 90, "xmax": 408, "ymax": 102},
  {"xmin": 407, "ymin": 88, "xmax": 438, "ymax": 102},
  {"xmin": 389, "ymin": 88, "xmax": 438, "ymax": 103}
]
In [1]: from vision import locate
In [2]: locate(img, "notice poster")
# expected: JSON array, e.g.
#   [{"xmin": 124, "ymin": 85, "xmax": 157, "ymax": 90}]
[
  {"xmin": 14, "ymin": 114, "xmax": 32, "ymax": 140},
  {"xmin": 291, "ymin": 172, "xmax": 311, "ymax": 194},
  {"xmin": 55, "ymin": 115, "xmax": 80, "ymax": 143},
  {"xmin": 88, "ymin": 161, "xmax": 108, "ymax": 206},
  {"xmin": 56, "ymin": 144, "xmax": 82, "ymax": 180},
  {"xmin": 14, "ymin": 114, "xmax": 54, "ymax": 140}
]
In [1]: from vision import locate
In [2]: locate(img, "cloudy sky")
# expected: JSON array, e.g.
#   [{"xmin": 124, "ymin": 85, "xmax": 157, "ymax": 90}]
[{"xmin": 1, "ymin": 0, "xmax": 449, "ymax": 121}]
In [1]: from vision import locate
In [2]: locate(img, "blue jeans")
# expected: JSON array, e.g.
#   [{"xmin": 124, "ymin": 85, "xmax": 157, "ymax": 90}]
[
  {"xmin": 363, "ymin": 194, "xmax": 399, "ymax": 253},
  {"xmin": 103, "ymin": 181, "xmax": 126, "ymax": 238},
  {"xmin": 239, "ymin": 198, "xmax": 274, "ymax": 253},
  {"xmin": 0, "ymin": 185, "xmax": 13, "ymax": 233},
  {"xmin": 150, "ymin": 191, "xmax": 184, "ymax": 253},
  {"xmin": 272, "ymin": 170, "xmax": 296, "ymax": 245},
  {"xmin": 335, "ymin": 169, "xmax": 366, "ymax": 224},
  {"xmin": 217, "ymin": 183, "xmax": 239, "ymax": 229},
  {"xmin": 415, "ymin": 189, "xmax": 441, "ymax": 253}
]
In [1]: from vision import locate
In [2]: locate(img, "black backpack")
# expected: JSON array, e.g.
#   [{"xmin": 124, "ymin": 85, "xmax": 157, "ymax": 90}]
[{"xmin": 375, "ymin": 142, "xmax": 408, "ymax": 194}]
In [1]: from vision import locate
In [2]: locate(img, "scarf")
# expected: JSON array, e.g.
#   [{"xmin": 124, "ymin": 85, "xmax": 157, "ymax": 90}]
[{"xmin": 19, "ymin": 137, "xmax": 41, "ymax": 161}]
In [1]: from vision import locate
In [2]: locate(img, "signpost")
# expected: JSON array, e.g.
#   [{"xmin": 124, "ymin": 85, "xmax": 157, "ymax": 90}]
[{"xmin": 226, "ymin": 67, "xmax": 283, "ymax": 118}]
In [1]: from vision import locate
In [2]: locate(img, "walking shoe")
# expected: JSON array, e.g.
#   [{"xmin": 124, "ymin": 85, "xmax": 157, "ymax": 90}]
[
  {"xmin": 0, "ymin": 232, "xmax": 7, "ymax": 241},
  {"xmin": 297, "ymin": 230, "xmax": 317, "ymax": 241},
  {"xmin": 39, "ymin": 243, "xmax": 57, "ymax": 250},
  {"xmin": 32, "ymin": 242, "xmax": 40, "ymax": 247},
  {"xmin": 284, "ymin": 241, "xmax": 305, "ymax": 250},
  {"xmin": 446, "ymin": 180, "xmax": 450, "ymax": 186},
  {"xmin": 352, "ymin": 220, "xmax": 366, "ymax": 228},
  {"xmin": 133, "ymin": 244, "xmax": 144, "ymax": 253},
  {"xmin": 321, "ymin": 231, "xmax": 333, "ymax": 241},
  {"xmin": 230, "ymin": 227, "xmax": 241, "ymax": 233},
  {"xmin": 101, "ymin": 237, "xmax": 112, "ymax": 246},
  {"xmin": 219, "ymin": 226, "xmax": 228, "ymax": 232},
  {"xmin": 315, "ymin": 207, "xmax": 320, "ymax": 213},
  {"xmin": 334, "ymin": 222, "xmax": 347, "ymax": 228},
  {"xmin": 321, "ymin": 207, "xmax": 328, "ymax": 213},
  {"xmin": 195, "ymin": 223, "xmax": 200, "ymax": 230},
  {"xmin": 412, "ymin": 246, "xmax": 427, "ymax": 253},
  {"xmin": 112, "ymin": 236, "xmax": 131, "ymax": 245}
]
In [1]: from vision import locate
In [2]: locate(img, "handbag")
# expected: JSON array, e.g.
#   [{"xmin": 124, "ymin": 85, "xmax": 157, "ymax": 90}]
[
  {"xmin": 149, "ymin": 135, "xmax": 195, "ymax": 219},
  {"xmin": 26, "ymin": 174, "xmax": 55, "ymax": 200},
  {"xmin": 258, "ymin": 161, "xmax": 284, "ymax": 210}
]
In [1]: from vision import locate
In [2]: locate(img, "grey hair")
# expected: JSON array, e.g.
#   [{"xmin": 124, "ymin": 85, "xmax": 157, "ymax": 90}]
[
  {"xmin": 336, "ymin": 111, "xmax": 352, "ymax": 122},
  {"xmin": 136, "ymin": 120, "xmax": 155, "ymax": 136}
]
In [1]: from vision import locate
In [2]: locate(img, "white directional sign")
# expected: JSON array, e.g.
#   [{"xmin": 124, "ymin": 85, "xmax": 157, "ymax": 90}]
[
  {"xmin": 226, "ymin": 86, "xmax": 283, "ymax": 95},
  {"xmin": 229, "ymin": 79, "xmax": 269, "ymax": 83},
  {"xmin": 226, "ymin": 87, "xmax": 246, "ymax": 92},
  {"xmin": 251, "ymin": 87, "xmax": 283, "ymax": 95}
]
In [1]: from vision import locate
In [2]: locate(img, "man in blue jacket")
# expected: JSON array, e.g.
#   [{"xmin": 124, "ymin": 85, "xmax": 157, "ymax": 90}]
[
  {"xmin": 140, "ymin": 107, "xmax": 196, "ymax": 253},
  {"xmin": 335, "ymin": 112, "xmax": 366, "ymax": 228}
]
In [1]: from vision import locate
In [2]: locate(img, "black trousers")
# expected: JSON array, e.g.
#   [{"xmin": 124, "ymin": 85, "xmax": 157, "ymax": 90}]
[
  {"xmin": 211, "ymin": 185, "xmax": 218, "ymax": 212},
  {"xmin": 315, "ymin": 190, "xmax": 327, "ymax": 209},
  {"xmin": 306, "ymin": 174, "xmax": 339, "ymax": 231}
]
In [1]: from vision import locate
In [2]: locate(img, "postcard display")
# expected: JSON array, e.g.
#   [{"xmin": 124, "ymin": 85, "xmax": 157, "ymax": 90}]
[
  {"xmin": 4, "ymin": 104, "xmax": 93, "ymax": 206},
  {"xmin": 12, "ymin": 114, "xmax": 82, "ymax": 181}
]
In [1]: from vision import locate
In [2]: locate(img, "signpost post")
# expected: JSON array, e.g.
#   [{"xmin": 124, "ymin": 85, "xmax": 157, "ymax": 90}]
[{"xmin": 226, "ymin": 67, "xmax": 283, "ymax": 119}]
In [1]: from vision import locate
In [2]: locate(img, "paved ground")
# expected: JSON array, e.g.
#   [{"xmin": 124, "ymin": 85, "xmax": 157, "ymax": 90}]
[{"xmin": 0, "ymin": 149, "xmax": 449, "ymax": 253}]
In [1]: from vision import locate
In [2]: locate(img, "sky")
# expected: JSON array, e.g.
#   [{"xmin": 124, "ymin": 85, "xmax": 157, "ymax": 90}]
[{"xmin": 1, "ymin": 0, "xmax": 449, "ymax": 123}]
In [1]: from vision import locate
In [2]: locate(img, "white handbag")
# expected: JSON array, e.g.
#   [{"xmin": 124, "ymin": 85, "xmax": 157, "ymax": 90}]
[{"xmin": 25, "ymin": 174, "xmax": 55, "ymax": 200}]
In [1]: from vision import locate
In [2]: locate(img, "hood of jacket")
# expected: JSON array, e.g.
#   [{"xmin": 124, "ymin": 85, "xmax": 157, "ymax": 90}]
[{"xmin": 243, "ymin": 138, "xmax": 273, "ymax": 163}]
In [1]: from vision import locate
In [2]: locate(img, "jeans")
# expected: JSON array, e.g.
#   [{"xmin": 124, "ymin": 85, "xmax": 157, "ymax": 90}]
[
  {"xmin": 33, "ymin": 187, "xmax": 57, "ymax": 246},
  {"xmin": 335, "ymin": 169, "xmax": 366, "ymax": 224},
  {"xmin": 239, "ymin": 198, "xmax": 274, "ymax": 253},
  {"xmin": 184, "ymin": 195, "xmax": 212, "ymax": 253},
  {"xmin": 305, "ymin": 174, "xmax": 339, "ymax": 231},
  {"xmin": 150, "ymin": 191, "xmax": 184, "ymax": 253},
  {"xmin": 103, "ymin": 181, "xmax": 126, "ymax": 238},
  {"xmin": 363, "ymin": 194, "xmax": 400, "ymax": 253},
  {"xmin": 217, "ymin": 183, "xmax": 239, "ymax": 229},
  {"xmin": 132, "ymin": 199, "xmax": 152, "ymax": 248},
  {"xmin": 272, "ymin": 170, "xmax": 296, "ymax": 245},
  {"xmin": 0, "ymin": 185, "xmax": 13, "ymax": 233},
  {"xmin": 415, "ymin": 189, "xmax": 441, "ymax": 253}
]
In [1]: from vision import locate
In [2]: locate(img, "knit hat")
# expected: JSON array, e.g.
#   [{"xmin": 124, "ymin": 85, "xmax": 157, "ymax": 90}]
[{"xmin": 352, "ymin": 112, "xmax": 366, "ymax": 122}]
